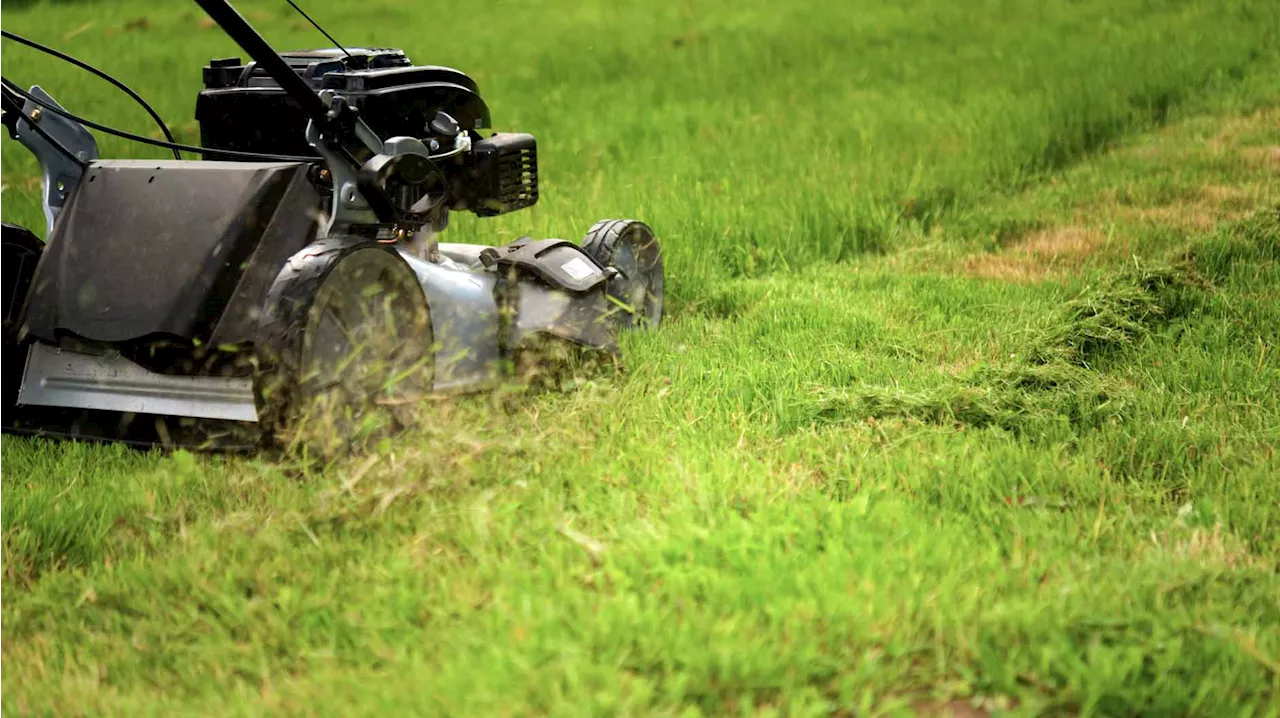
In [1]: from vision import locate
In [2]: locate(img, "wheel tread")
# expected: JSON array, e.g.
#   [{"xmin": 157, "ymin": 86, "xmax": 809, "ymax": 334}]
[
  {"xmin": 582, "ymin": 218, "xmax": 638, "ymax": 264},
  {"xmin": 580, "ymin": 219, "xmax": 663, "ymax": 330}
]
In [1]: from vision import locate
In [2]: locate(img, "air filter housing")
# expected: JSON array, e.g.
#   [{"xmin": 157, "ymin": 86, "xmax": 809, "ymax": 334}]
[{"xmin": 457, "ymin": 133, "xmax": 538, "ymax": 217}]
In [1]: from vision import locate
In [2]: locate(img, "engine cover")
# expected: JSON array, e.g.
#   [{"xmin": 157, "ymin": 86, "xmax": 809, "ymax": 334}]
[{"xmin": 195, "ymin": 48, "xmax": 491, "ymax": 158}]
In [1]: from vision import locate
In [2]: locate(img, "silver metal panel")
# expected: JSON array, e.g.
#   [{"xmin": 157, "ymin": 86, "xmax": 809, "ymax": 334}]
[
  {"xmin": 399, "ymin": 250, "xmax": 504, "ymax": 389},
  {"xmin": 18, "ymin": 344, "xmax": 258, "ymax": 422}
]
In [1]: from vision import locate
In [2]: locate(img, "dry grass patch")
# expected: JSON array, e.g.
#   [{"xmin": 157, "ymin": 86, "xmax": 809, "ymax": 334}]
[
  {"xmin": 973, "ymin": 107, "xmax": 1279, "ymax": 274},
  {"xmin": 1206, "ymin": 108, "xmax": 1280, "ymax": 152},
  {"xmin": 1199, "ymin": 184, "xmax": 1255, "ymax": 206},
  {"xmin": 1241, "ymin": 145, "xmax": 1280, "ymax": 170},
  {"xmin": 1019, "ymin": 227, "xmax": 1106, "ymax": 258},
  {"xmin": 910, "ymin": 697, "xmax": 1010, "ymax": 717},
  {"xmin": 960, "ymin": 254, "xmax": 1050, "ymax": 282},
  {"xmin": 1114, "ymin": 183, "xmax": 1267, "ymax": 233},
  {"xmin": 1120, "ymin": 204, "xmax": 1223, "ymax": 232},
  {"xmin": 962, "ymin": 227, "xmax": 1109, "ymax": 282},
  {"xmin": 1146, "ymin": 523, "xmax": 1265, "ymax": 570}
]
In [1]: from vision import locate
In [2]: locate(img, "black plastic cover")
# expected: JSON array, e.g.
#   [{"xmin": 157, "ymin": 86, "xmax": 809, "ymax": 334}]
[
  {"xmin": 493, "ymin": 238, "xmax": 609, "ymax": 293},
  {"xmin": 22, "ymin": 160, "xmax": 320, "ymax": 347}
]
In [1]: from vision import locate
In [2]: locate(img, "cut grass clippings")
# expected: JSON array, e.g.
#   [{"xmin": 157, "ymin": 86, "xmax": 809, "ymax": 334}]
[{"xmin": 804, "ymin": 257, "xmax": 1207, "ymax": 435}]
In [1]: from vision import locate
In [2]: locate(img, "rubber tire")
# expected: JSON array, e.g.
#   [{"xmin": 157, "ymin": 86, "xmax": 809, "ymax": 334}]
[
  {"xmin": 581, "ymin": 219, "xmax": 664, "ymax": 330},
  {"xmin": 253, "ymin": 240, "xmax": 433, "ymax": 457}
]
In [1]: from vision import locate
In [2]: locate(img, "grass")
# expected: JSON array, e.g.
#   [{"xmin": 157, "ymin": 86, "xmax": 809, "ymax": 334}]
[{"xmin": 2, "ymin": 0, "xmax": 1280, "ymax": 714}]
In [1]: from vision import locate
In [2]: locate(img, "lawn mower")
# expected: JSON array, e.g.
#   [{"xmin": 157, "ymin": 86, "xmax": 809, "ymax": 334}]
[{"xmin": 0, "ymin": 0, "xmax": 663, "ymax": 452}]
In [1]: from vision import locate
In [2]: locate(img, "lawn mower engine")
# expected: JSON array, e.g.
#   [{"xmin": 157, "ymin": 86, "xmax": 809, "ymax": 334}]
[
  {"xmin": 194, "ymin": 46, "xmax": 537, "ymax": 218},
  {"xmin": 1, "ymin": 0, "xmax": 663, "ymax": 453}
]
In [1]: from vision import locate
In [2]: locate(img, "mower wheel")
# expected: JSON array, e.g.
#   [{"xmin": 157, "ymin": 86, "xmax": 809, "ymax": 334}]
[
  {"xmin": 582, "ymin": 219, "xmax": 664, "ymax": 330},
  {"xmin": 254, "ymin": 240, "xmax": 434, "ymax": 457}
]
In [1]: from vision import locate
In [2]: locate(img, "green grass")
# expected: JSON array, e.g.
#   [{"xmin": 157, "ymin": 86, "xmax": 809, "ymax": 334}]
[{"xmin": 3, "ymin": 0, "xmax": 1279, "ymax": 714}]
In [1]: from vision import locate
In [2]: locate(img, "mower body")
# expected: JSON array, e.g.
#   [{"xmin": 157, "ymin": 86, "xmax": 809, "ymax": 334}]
[
  {"xmin": 4, "ymin": 155, "xmax": 622, "ymax": 448},
  {"xmin": 2, "ymin": 18, "xmax": 662, "ymax": 450}
]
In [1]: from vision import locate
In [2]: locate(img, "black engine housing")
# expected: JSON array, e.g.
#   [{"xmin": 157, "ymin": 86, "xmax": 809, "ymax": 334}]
[{"xmin": 196, "ymin": 48, "xmax": 491, "ymax": 158}]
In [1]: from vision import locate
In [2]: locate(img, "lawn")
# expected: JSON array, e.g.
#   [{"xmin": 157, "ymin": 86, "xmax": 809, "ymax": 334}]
[{"xmin": 2, "ymin": 0, "xmax": 1278, "ymax": 715}]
